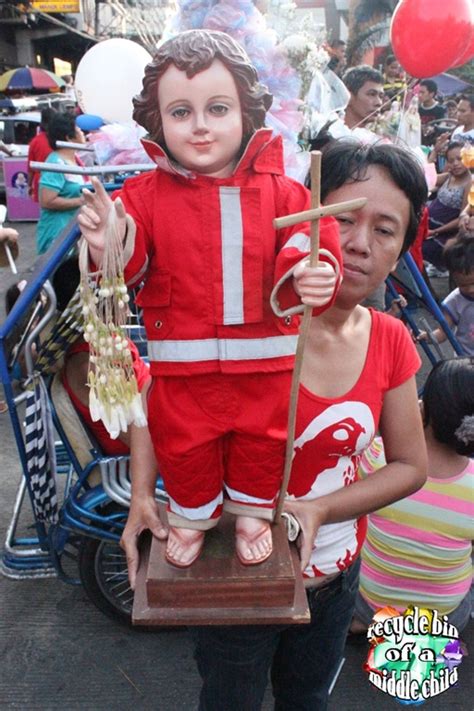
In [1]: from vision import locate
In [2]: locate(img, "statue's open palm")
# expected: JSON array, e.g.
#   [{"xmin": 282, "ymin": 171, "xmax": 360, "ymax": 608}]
[{"xmin": 78, "ymin": 177, "xmax": 127, "ymax": 254}]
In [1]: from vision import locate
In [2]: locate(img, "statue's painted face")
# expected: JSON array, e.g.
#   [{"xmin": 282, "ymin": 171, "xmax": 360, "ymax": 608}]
[{"xmin": 158, "ymin": 59, "xmax": 243, "ymax": 178}]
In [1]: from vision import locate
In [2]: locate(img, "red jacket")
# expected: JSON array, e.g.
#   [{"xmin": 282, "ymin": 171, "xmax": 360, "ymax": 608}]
[{"xmin": 117, "ymin": 129, "xmax": 342, "ymax": 376}]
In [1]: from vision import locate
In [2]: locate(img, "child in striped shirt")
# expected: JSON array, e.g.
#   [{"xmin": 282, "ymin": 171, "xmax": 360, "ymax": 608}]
[{"xmin": 352, "ymin": 357, "xmax": 474, "ymax": 633}]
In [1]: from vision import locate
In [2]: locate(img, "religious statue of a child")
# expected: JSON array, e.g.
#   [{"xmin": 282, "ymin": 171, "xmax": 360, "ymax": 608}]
[{"xmin": 78, "ymin": 29, "xmax": 342, "ymax": 570}]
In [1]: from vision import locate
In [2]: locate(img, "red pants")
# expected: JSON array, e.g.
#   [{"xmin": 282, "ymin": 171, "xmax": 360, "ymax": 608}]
[{"xmin": 147, "ymin": 371, "xmax": 292, "ymax": 529}]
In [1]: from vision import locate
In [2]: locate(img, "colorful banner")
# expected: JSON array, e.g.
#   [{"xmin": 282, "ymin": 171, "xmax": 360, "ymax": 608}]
[
  {"xmin": 31, "ymin": 1, "xmax": 80, "ymax": 13},
  {"xmin": 3, "ymin": 157, "xmax": 40, "ymax": 222}
]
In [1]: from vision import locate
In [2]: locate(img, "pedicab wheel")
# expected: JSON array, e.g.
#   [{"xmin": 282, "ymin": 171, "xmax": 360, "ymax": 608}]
[{"xmin": 78, "ymin": 536, "xmax": 133, "ymax": 625}]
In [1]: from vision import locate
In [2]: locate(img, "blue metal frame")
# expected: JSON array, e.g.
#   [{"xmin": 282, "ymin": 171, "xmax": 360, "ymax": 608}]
[
  {"xmin": 0, "ymin": 224, "xmax": 82, "ymax": 571},
  {"xmin": 0, "ymin": 221, "xmax": 128, "ymax": 578},
  {"xmin": 385, "ymin": 278, "xmax": 440, "ymax": 368},
  {"xmin": 388, "ymin": 252, "xmax": 465, "ymax": 357}
]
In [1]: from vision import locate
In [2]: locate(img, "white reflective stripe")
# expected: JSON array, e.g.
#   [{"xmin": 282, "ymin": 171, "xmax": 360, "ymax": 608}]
[
  {"xmin": 224, "ymin": 484, "xmax": 276, "ymax": 506},
  {"xmin": 219, "ymin": 187, "xmax": 244, "ymax": 325},
  {"xmin": 148, "ymin": 335, "xmax": 298, "ymax": 362},
  {"xmin": 282, "ymin": 232, "xmax": 311, "ymax": 253},
  {"xmin": 168, "ymin": 492, "xmax": 223, "ymax": 520}
]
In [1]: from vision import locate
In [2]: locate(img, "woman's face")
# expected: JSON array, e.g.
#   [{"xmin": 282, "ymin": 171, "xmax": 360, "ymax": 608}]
[
  {"xmin": 74, "ymin": 126, "xmax": 86, "ymax": 144},
  {"xmin": 385, "ymin": 60, "xmax": 401, "ymax": 79},
  {"xmin": 324, "ymin": 165, "xmax": 411, "ymax": 308},
  {"xmin": 446, "ymin": 147, "xmax": 468, "ymax": 177}
]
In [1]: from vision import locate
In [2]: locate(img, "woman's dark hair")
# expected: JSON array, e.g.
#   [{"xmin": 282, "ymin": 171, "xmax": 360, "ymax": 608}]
[
  {"xmin": 46, "ymin": 113, "xmax": 77, "ymax": 149},
  {"xmin": 311, "ymin": 139, "xmax": 428, "ymax": 256},
  {"xmin": 133, "ymin": 29, "xmax": 272, "ymax": 152},
  {"xmin": 446, "ymin": 140, "xmax": 466, "ymax": 157},
  {"xmin": 40, "ymin": 107, "xmax": 57, "ymax": 131},
  {"xmin": 443, "ymin": 235, "xmax": 474, "ymax": 275},
  {"xmin": 423, "ymin": 357, "xmax": 474, "ymax": 456}
]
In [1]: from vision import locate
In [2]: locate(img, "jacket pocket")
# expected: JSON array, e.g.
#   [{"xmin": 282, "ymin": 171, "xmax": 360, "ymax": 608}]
[{"xmin": 135, "ymin": 270, "xmax": 173, "ymax": 338}]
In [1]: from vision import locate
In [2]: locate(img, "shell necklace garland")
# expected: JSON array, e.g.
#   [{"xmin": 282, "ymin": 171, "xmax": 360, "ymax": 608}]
[{"xmin": 79, "ymin": 209, "xmax": 147, "ymax": 439}]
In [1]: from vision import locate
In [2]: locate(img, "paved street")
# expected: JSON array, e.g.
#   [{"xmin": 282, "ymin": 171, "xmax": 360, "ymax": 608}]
[{"xmin": 0, "ymin": 220, "xmax": 472, "ymax": 710}]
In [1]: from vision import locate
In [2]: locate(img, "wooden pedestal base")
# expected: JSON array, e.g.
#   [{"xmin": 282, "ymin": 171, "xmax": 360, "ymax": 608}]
[{"xmin": 132, "ymin": 513, "xmax": 310, "ymax": 626}]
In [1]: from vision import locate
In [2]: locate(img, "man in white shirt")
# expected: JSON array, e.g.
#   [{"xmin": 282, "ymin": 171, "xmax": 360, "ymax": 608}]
[{"xmin": 452, "ymin": 94, "xmax": 474, "ymax": 145}]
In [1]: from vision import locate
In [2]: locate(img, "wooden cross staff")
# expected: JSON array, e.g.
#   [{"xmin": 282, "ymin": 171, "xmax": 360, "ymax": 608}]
[{"xmin": 274, "ymin": 151, "xmax": 367, "ymax": 520}]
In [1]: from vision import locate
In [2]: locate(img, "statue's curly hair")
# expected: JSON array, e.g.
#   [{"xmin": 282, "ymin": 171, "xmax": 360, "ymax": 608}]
[{"xmin": 133, "ymin": 30, "xmax": 272, "ymax": 150}]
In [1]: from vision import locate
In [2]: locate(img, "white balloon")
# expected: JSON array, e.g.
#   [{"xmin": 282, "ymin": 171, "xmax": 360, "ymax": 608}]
[{"xmin": 75, "ymin": 39, "xmax": 152, "ymax": 124}]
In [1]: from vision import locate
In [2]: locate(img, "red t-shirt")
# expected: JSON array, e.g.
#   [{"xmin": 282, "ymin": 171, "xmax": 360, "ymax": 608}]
[
  {"xmin": 28, "ymin": 131, "xmax": 53, "ymax": 202},
  {"xmin": 288, "ymin": 310, "xmax": 421, "ymax": 578},
  {"xmin": 62, "ymin": 339, "xmax": 150, "ymax": 456}
]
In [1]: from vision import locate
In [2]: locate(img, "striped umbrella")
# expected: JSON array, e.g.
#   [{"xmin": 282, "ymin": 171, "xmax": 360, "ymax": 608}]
[{"xmin": 0, "ymin": 67, "xmax": 65, "ymax": 93}]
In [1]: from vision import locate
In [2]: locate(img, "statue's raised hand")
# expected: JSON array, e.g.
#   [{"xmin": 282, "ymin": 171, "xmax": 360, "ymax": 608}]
[{"xmin": 78, "ymin": 177, "xmax": 127, "ymax": 262}]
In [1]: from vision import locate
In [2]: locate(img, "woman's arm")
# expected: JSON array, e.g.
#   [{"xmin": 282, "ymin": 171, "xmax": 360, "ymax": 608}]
[
  {"xmin": 428, "ymin": 133, "xmax": 450, "ymax": 164},
  {"xmin": 285, "ymin": 376, "xmax": 427, "ymax": 569},
  {"xmin": 40, "ymin": 186, "xmax": 83, "ymax": 211},
  {"xmin": 459, "ymin": 182, "xmax": 470, "ymax": 213},
  {"xmin": 119, "ymin": 383, "xmax": 167, "ymax": 589},
  {"xmin": 430, "ymin": 182, "xmax": 470, "ymax": 236},
  {"xmin": 459, "ymin": 203, "xmax": 474, "ymax": 233},
  {"xmin": 0, "ymin": 140, "xmax": 13, "ymax": 156},
  {"xmin": 428, "ymin": 182, "xmax": 471, "ymax": 237},
  {"xmin": 0, "ymin": 227, "xmax": 19, "ymax": 244}
]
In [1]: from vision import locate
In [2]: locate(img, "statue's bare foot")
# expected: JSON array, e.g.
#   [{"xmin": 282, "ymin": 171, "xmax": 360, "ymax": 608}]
[
  {"xmin": 165, "ymin": 527, "xmax": 205, "ymax": 568},
  {"xmin": 235, "ymin": 516, "xmax": 273, "ymax": 565}
]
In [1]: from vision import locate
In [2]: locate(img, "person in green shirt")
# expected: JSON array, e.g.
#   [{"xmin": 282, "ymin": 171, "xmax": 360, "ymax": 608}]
[{"xmin": 36, "ymin": 113, "xmax": 86, "ymax": 255}]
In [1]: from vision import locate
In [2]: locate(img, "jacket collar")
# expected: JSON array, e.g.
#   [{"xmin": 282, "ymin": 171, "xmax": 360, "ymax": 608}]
[{"xmin": 141, "ymin": 128, "xmax": 285, "ymax": 180}]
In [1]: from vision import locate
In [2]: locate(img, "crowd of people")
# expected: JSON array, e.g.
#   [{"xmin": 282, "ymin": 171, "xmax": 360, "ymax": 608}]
[
  {"xmin": 0, "ymin": 25, "xmax": 473, "ymax": 711},
  {"xmin": 318, "ymin": 52, "xmax": 474, "ymax": 326}
]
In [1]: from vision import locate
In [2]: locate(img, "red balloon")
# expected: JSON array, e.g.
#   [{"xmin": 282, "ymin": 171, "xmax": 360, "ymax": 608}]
[
  {"xmin": 390, "ymin": 0, "xmax": 474, "ymax": 78},
  {"xmin": 452, "ymin": 28, "xmax": 474, "ymax": 68}
]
